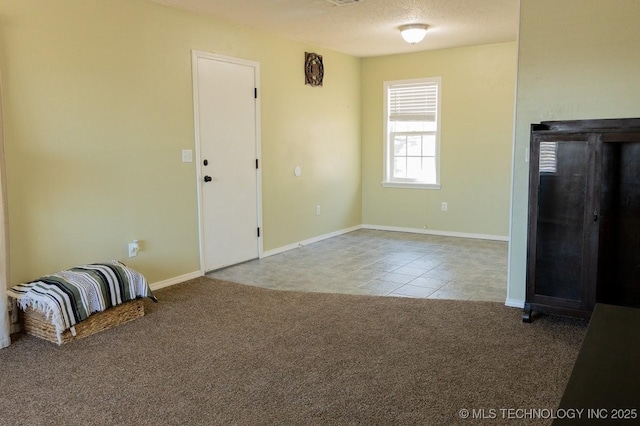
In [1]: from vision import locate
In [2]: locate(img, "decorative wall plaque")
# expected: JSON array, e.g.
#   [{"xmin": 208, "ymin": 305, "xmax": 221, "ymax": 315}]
[{"xmin": 305, "ymin": 52, "xmax": 324, "ymax": 87}]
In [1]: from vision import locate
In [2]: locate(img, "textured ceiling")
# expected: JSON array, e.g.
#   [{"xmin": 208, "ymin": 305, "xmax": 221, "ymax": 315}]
[{"xmin": 148, "ymin": 0, "xmax": 519, "ymax": 57}]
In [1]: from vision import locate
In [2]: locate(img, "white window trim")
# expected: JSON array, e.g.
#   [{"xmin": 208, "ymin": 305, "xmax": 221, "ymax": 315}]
[{"xmin": 382, "ymin": 77, "xmax": 442, "ymax": 190}]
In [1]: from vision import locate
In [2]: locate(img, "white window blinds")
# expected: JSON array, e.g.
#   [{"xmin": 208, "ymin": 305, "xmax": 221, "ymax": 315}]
[{"xmin": 388, "ymin": 82, "xmax": 438, "ymax": 122}]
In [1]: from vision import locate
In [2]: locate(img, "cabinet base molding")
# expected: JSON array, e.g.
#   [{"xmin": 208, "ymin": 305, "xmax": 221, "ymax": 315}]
[{"xmin": 522, "ymin": 302, "xmax": 592, "ymax": 323}]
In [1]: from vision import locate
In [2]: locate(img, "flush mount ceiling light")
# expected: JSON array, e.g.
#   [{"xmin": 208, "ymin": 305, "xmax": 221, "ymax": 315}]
[{"xmin": 399, "ymin": 24, "xmax": 429, "ymax": 44}]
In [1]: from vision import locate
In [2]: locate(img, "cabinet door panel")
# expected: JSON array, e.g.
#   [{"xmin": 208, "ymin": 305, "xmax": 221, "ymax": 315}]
[
  {"xmin": 599, "ymin": 141, "xmax": 640, "ymax": 307},
  {"xmin": 534, "ymin": 141, "xmax": 590, "ymax": 301}
]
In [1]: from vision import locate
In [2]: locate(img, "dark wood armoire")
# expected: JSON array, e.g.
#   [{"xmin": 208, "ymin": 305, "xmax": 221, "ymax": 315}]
[{"xmin": 524, "ymin": 118, "xmax": 640, "ymax": 322}]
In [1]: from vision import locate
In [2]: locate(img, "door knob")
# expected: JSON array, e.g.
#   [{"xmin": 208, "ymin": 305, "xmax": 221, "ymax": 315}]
[{"xmin": 204, "ymin": 175, "xmax": 212, "ymax": 183}]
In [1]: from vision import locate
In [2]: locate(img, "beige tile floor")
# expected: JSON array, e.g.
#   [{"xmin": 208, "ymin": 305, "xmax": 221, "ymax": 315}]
[{"xmin": 208, "ymin": 229, "xmax": 508, "ymax": 303}]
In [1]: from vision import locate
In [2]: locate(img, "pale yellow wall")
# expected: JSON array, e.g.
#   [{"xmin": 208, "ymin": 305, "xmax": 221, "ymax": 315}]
[
  {"xmin": 0, "ymin": 0, "xmax": 361, "ymax": 284},
  {"xmin": 361, "ymin": 42, "xmax": 516, "ymax": 237},
  {"xmin": 508, "ymin": 0, "xmax": 640, "ymax": 303},
  {"xmin": 261, "ymin": 46, "xmax": 362, "ymax": 250}
]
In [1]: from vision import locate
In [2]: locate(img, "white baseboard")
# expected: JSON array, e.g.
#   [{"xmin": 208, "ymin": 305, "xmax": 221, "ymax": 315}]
[
  {"xmin": 362, "ymin": 224, "xmax": 509, "ymax": 242},
  {"xmin": 505, "ymin": 298, "xmax": 525, "ymax": 308},
  {"xmin": 149, "ymin": 270, "xmax": 202, "ymax": 291},
  {"xmin": 262, "ymin": 225, "xmax": 363, "ymax": 258}
]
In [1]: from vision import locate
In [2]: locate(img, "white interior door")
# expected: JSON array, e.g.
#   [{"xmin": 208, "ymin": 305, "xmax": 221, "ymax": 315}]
[{"xmin": 193, "ymin": 51, "xmax": 261, "ymax": 272}]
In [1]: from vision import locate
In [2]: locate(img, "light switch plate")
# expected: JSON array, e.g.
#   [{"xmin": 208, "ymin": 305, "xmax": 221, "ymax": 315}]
[{"xmin": 182, "ymin": 149, "xmax": 193, "ymax": 163}]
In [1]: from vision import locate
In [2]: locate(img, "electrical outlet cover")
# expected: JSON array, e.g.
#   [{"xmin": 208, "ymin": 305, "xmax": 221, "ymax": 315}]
[{"xmin": 128, "ymin": 243, "xmax": 138, "ymax": 257}]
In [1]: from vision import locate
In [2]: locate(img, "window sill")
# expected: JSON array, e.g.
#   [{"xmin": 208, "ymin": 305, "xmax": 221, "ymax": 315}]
[{"xmin": 382, "ymin": 182, "xmax": 441, "ymax": 190}]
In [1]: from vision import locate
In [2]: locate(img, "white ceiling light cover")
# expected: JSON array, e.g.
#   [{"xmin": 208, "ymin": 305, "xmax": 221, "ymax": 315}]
[{"xmin": 400, "ymin": 24, "xmax": 429, "ymax": 44}]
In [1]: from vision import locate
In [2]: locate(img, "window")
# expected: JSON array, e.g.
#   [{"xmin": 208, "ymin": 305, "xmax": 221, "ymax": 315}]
[{"xmin": 383, "ymin": 77, "xmax": 441, "ymax": 189}]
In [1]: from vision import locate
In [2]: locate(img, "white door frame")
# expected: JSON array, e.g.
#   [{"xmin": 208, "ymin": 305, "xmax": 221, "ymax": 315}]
[{"xmin": 191, "ymin": 50, "xmax": 263, "ymax": 274}]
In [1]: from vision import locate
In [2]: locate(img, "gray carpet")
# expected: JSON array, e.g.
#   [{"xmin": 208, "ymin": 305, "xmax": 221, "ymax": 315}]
[{"xmin": 0, "ymin": 277, "xmax": 587, "ymax": 425}]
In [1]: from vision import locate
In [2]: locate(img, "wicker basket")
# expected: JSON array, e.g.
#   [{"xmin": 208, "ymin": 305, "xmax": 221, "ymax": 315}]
[{"xmin": 19, "ymin": 299, "xmax": 145, "ymax": 345}]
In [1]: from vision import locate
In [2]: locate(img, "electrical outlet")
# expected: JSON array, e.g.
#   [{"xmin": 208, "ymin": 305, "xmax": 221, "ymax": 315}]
[
  {"xmin": 441, "ymin": 202, "xmax": 448, "ymax": 212},
  {"xmin": 128, "ymin": 240, "xmax": 139, "ymax": 258},
  {"xmin": 182, "ymin": 149, "xmax": 193, "ymax": 163},
  {"xmin": 316, "ymin": 205, "xmax": 321, "ymax": 215}
]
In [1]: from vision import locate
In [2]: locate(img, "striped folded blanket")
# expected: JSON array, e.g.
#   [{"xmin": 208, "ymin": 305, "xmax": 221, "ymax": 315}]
[{"xmin": 8, "ymin": 260, "xmax": 156, "ymax": 343}]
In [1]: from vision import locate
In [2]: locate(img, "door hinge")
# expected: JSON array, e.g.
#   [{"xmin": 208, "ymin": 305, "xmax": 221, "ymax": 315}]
[
  {"xmin": 257, "ymin": 227, "xmax": 261, "ymax": 237},
  {"xmin": 254, "ymin": 88, "xmax": 257, "ymax": 99},
  {"xmin": 256, "ymin": 159, "xmax": 259, "ymax": 169}
]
